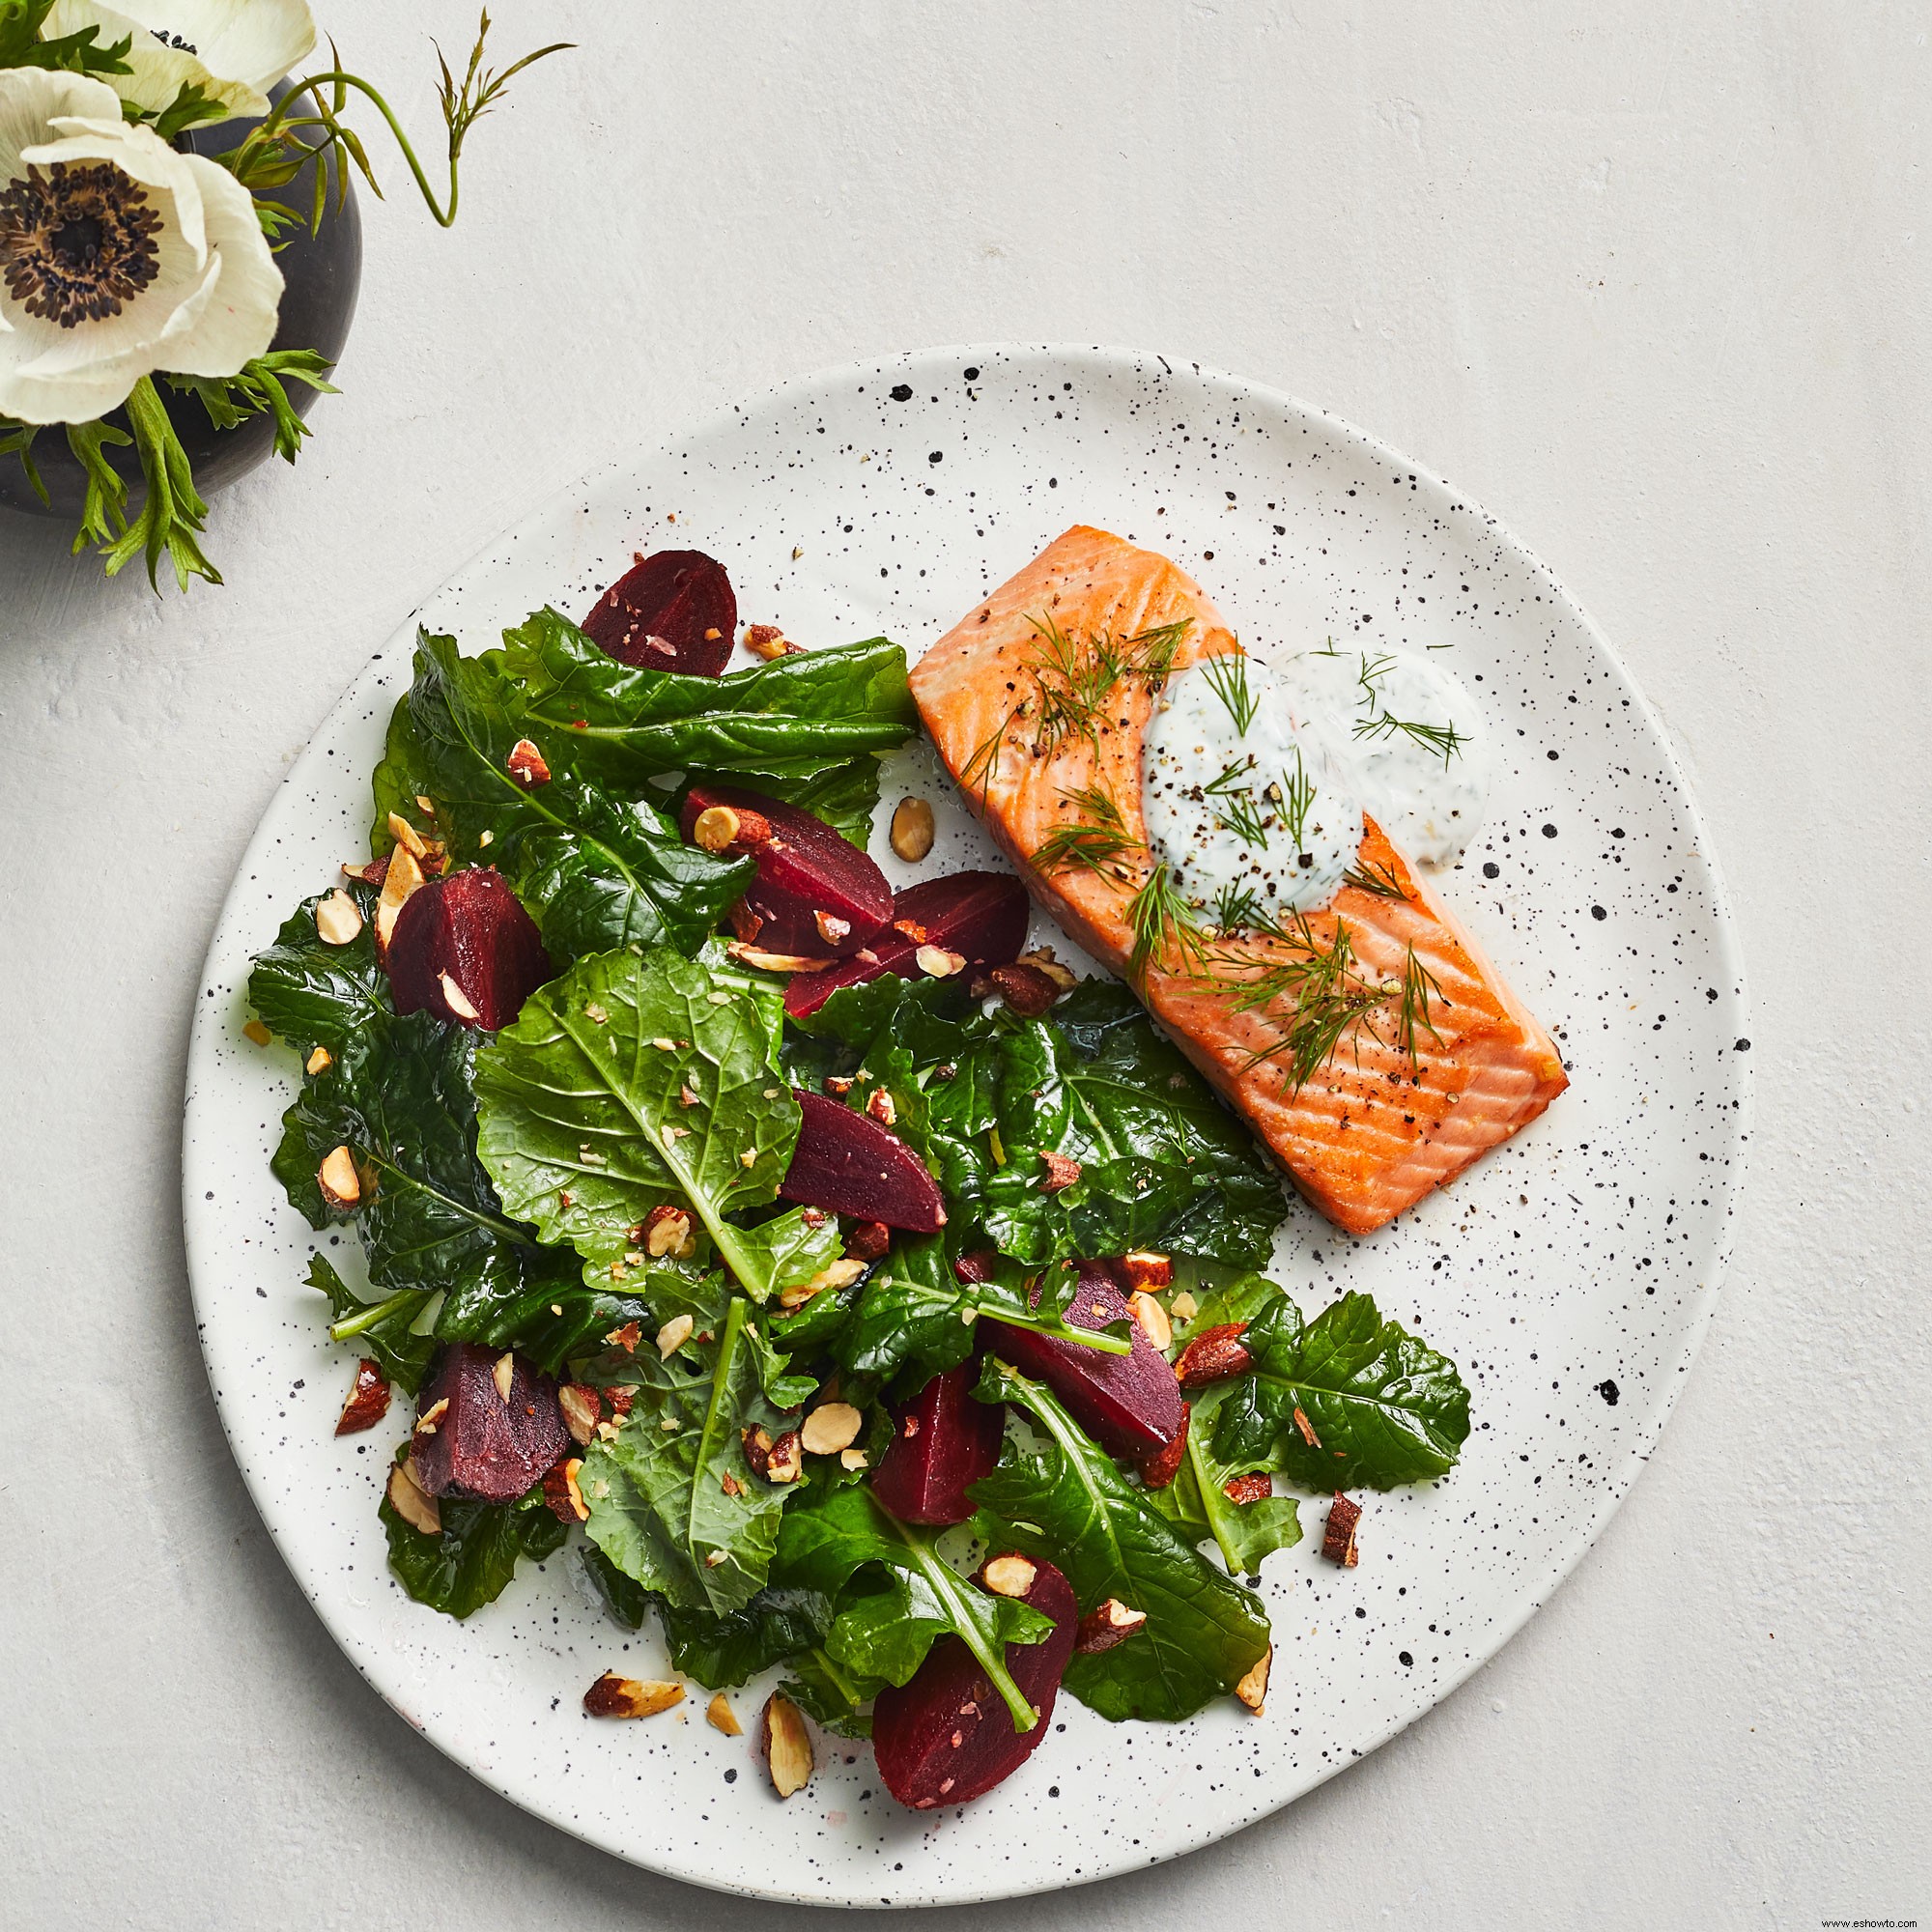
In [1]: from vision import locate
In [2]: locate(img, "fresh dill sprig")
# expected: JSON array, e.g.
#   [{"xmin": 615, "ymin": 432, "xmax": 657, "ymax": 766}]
[
  {"xmin": 1126, "ymin": 865, "xmax": 1205, "ymax": 980},
  {"xmin": 1395, "ymin": 944, "xmax": 1447, "ymax": 1061},
  {"xmin": 1354, "ymin": 708, "xmax": 1465, "ymax": 764},
  {"xmin": 1032, "ymin": 785, "xmax": 1141, "ymax": 875},
  {"xmin": 1125, "ymin": 620, "xmax": 1190, "ymax": 690},
  {"xmin": 1219, "ymin": 915, "xmax": 1387, "ymax": 1092},
  {"xmin": 1017, "ymin": 614, "xmax": 1193, "ymax": 761},
  {"xmin": 1202, "ymin": 760, "xmax": 1273, "ymax": 847},
  {"xmin": 1208, "ymin": 882, "xmax": 1285, "ymax": 937},
  {"xmin": 1276, "ymin": 749, "xmax": 1316, "ymax": 851},
  {"xmin": 1343, "ymin": 857, "xmax": 1410, "ymax": 900},
  {"xmin": 1199, "ymin": 652, "xmax": 1259, "ymax": 733}
]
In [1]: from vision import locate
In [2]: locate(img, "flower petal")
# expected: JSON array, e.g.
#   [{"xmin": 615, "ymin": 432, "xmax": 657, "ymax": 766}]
[
  {"xmin": 146, "ymin": 152, "xmax": 280, "ymax": 378},
  {"xmin": 41, "ymin": 0, "xmax": 270, "ymax": 122},
  {"xmin": 0, "ymin": 68, "xmax": 124, "ymax": 187},
  {"xmin": 25, "ymin": 114, "xmax": 207, "ymax": 264}
]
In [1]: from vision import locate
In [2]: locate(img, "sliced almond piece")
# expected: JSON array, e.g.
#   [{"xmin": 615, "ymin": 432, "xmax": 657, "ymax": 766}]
[
  {"xmin": 386, "ymin": 1459, "xmax": 440, "ymax": 1535},
  {"xmin": 1127, "ymin": 1290, "xmax": 1172, "ymax": 1352},
  {"xmin": 386, "ymin": 811, "xmax": 430, "ymax": 860},
  {"xmin": 314, "ymin": 889, "xmax": 364, "ymax": 946},
  {"xmin": 305, "ymin": 1045, "xmax": 333, "ymax": 1075},
  {"xmin": 491, "ymin": 1351, "xmax": 516, "ymax": 1403},
  {"xmin": 374, "ymin": 845, "xmax": 425, "ymax": 952},
  {"xmin": 814, "ymin": 910, "xmax": 852, "ymax": 946},
  {"xmin": 1235, "ymin": 1645, "xmax": 1271, "ymax": 1714},
  {"xmin": 640, "ymin": 1204, "xmax": 696, "ymax": 1259},
  {"xmin": 915, "ymin": 943, "xmax": 966, "ymax": 979},
  {"xmin": 1170, "ymin": 1290, "xmax": 1199, "ymax": 1322},
  {"xmin": 558, "ymin": 1383, "xmax": 601, "ymax": 1446},
  {"xmin": 760, "ymin": 1693, "xmax": 814, "ymax": 1798},
  {"xmin": 437, "ymin": 972, "xmax": 481, "ymax": 1022},
  {"xmin": 724, "ymin": 942, "xmax": 827, "ymax": 975},
  {"xmin": 656, "ymin": 1313, "xmax": 695, "ymax": 1358},
  {"xmin": 799, "ymin": 1402, "xmax": 864, "ymax": 1456},
  {"xmin": 413, "ymin": 1397, "xmax": 449, "ymax": 1435},
  {"xmin": 334, "ymin": 1360, "xmax": 390, "ymax": 1436},
  {"xmin": 318, "ymin": 1145, "xmax": 361, "ymax": 1209},
  {"xmin": 865, "ymin": 1088, "xmax": 897, "ymax": 1127},
  {"xmin": 1122, "ymin": 1250, "xmax": 1174, "ymax": 1291},
  {"xmin": 707, "ymin": 1692, "xmax": 743, "ymax": 1736},
  {"xmin": 779, "ymin": 1257, "xmax": 866, "ymax": 1310}
]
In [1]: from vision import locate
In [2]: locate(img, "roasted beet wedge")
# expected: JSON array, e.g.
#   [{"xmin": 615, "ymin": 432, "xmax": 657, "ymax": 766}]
[
  {"xmin": 985, "ymin": 1259, "xmax": 1184, "ymax": 1460},
  {"xmin": 409, "ymin": 1344, "xmax": 568, "ymax": 1503},
  {"xmin": 870, "ymin": 1363, "xmax": 1005, "ymax": 1525},
  {"xmin": 873, "ymin": 1556, "xmax": 1078, "ymax": 1810},
  {"xmin": 680, "ymin": 782, "xmax": 892, "ymax": 959},
  {"xmin": 582, "ymin": 549, "xmax": 736, "ymax": 675},
  {"xmin": 385, "ymin": 867, "xmax": 553, "ymax": 1031},
  {"xmin": 778, "ymin": 1088, "xmax": 946, "ymax": 1232},
  {"xmin": 784, "ymin": 870, "xmax": 1030, "ymax": 1018}
]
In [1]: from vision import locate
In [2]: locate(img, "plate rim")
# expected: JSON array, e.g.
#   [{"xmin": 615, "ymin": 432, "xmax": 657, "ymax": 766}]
[{"xmin": 182, "ymin": 340, "xmax": 1753, "ymax": 1906}]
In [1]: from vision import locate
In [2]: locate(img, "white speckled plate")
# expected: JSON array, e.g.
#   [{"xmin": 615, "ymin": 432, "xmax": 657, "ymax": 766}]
[{"xmin": 183, "ymin": 347, "xmax": 1749, "ymax": 1908}]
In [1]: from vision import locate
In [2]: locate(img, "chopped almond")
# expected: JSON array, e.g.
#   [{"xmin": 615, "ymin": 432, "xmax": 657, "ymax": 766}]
[
  {"xmin": 305, "ymin": 1045, "xmax": 332, "ymax": 1075},
  {"xmin": 640, "ymin": 1204, "xmax": 696, "ymax": 1260},
  {"xmin": 491, "ymin": 1351, "xmax": 516, "ymax": 1403},
  {"xmin": 842, "ymin": 1220, "xmax": 891, "ymax": 1263},
  {"xmin": 1127, "ymin": 1290, "xmax": 1172, "ymax": 1351},
  {"xmin": 386, "ymin": 1459, "xmax": 440, "ymax": 1535},
  {"xmin": 707, "ymin": 1692, "xmax": 743, "ymax": 1736},
  {"xmin": 1223, "ymin": 1472, "xmax": 1272, "ymax": 1505},
  {"xmin": 558, "ymin": 1383, "xmax": 602, "ymax": 1446},
  {"xmin": 1037, "ymin": 1150, "xmax": 1082, "ymax": 1194},
  {"xmin": 583, "ymin": 1673, "xmax": 684, "ymax": 1719},
  {"xmin": 1322, "ymin": 1492, "xmax": 1362, "ymax": 1567},
  {"xmin": 334, "ymin": 1360, "xmax": 390, "ymax": 1436},
  {"xmin": 318, "ymin": 1145, "xmax": 361, "ymax": 1209},
  {"xmin": 413, "ymin": 1397, "xmax": 449, "ymax": 1436},
  {"xmin": 386, "ymin": 811, "xmax": 429, "ymax": 861},
  {"xmin": 800, "ymin": 1402, "xmax": 863, "ymax": 1456},
  {"xmin": 655, "ymin": 1313, "xmax": 695, "ymax": 1358},
  {"xmin": 1293, "ymin": 1406, "xmax": 1321, "ymax": 1448},
  {"xmin": 1122, "ymin": 1249, "xmax": 1174, "ymax": 1291},
  {"xmin": 814, "ymin": 910, "xmax": 852, "ymax": 946},
  {"xmin": 980, "ymin": 1553, "xmax": 1037, "ymax": 1599},
  {"xmin": 915, "ymin": 943, "xmax": 966, "ymax": 979},
  {"xmin": 743, "ymin": 624, "xmax": 799, "ymax": 660},
  {"xmin": 779, "ymin": 1257, "xmax": 866, "ymax": 1309},
  {"xmin": 543, "ymin": 1457, "xmax": 589, "ymax": 1523},
  {"xmin": 760, "ymin": 1693, "xmax": 814, "ymax": 1798},
  {"xmin": 242, "ymin": 1019, "xmax": 271, "ymax": 1046},
  {"xmin": 374, "ymin": 844, "xmax": 424, "ymax": 952},
  {"xmin": 506, "ymin": 738, "xmax": 551, "ymax": 786},
  {"xmin": 1235, "ymin": 1646, "xmax": 1272, "ymax": 1714},
  {"xmin": 865, "ymin": 1088, "xmax": 897, "ymax": 1127},
  {"xmin": 1175, "ymin": 1321, "xmax": 1254, "ymax": 1388},
  {"xmin": 987, "ymin": 962, "xmax": 1061, "ymax": 1016},
  {"xmin": 314, "ymin": 889, "xmax": 364, "ymax": 946},
  {"xmin": 1074, "ymin": 1598, "xmax": 1148, "ymax": 1655}
]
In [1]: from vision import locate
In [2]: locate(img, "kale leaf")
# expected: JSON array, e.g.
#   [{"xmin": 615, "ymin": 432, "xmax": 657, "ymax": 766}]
[
  {"xmin": 473, "ymin": 944, "xmax": 838, "ymax": 1302},
  {"xmin": 246, "ymin": 882, "xmax": 389, "ymax": 1056},
  {"xmin": 1146, "ymin": 1378, "xmax": 1304, "ymax": 1579},
  {"xmin": 380, "ymin": 1473, "xmax": 567, "ymax": 1620},
  {"xmin": 376, "ymin": 630, "xmax": 753, "ymax": 962},
  {"xmin": 575, "ymin": 1288, "xmax": 802, "ymax": 1616},
  {"xmin": 980, "ymin": 981, "xmax": 1287, "ymax": 1268},
  {"xmin": 968, "ymin": 1356, "xmax": 1272, "ymax": 1723},
  {"xmin": 774, "ymin": 1480, "xmax": 1052, "ymax": 1732},
  {"xmin": 1207, "ymin": 1289, "xmax": 1471, "ymax": 1492}
]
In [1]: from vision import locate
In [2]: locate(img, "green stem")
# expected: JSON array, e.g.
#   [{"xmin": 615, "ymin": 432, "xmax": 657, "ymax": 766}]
[
  {"xmin": 329, "ymin": 1286, "xmax": 428, "ymax": 1344},
  {"xmin": 888, "ymin": 1514, "xmax": 1039, "ymax": 1734},
  {"xmin": 976, "ymin": 1299, "xmax": 1131, "ymax": 1356},
  {"xmin": 257, "ymin": 71, "xmax": 463, "ymax": 224}
]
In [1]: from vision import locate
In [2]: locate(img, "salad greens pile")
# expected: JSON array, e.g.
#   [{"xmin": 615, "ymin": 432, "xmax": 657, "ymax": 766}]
[{"xmin": 247, "ymin": 603, "xmax": 1472, "ymax": 1745}]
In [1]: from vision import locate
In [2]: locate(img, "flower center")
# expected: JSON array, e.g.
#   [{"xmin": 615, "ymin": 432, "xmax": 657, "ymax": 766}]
[
  {"xmin": 0, "ymin": 162, "xmax": 163, "ymax": 329},
  {"xmin": 151, "ymin": 28, "xmax": 199, "ymax": 53}
]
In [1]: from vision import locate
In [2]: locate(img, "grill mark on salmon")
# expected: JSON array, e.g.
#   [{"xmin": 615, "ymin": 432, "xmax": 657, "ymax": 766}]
[{"xmin": 910, "ymin": 525, "xmax": 1567, "ymax": 1235}]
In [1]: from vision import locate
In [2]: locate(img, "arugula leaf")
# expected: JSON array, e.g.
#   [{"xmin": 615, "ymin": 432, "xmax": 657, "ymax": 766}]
[
  {"xmin": 305, "ymin": 1252, "xmax": 438, "ymax": 1394},
  {"xmin": 968, "ymin": 1357, "xmax": 1271, "ymax": 1723},
  {"xmin": 473, "ymin": 944, "xmax": 838, "ymax": 1301},
  {"xmin": 272, "ymin": 1009, "xmax": 538, "ymax": 1299},
  {"xmin": 1209, "ymin": 1290, "xmax": 1471, "ymax": 1492},
  {"xmin": 576, "ymin": 1290, "xmax": 800, "ymax": 1615},
  {"xmin": 1147, "ymin": 1380, "xmax": 1303, "ymax": 1578},
  {"xmin": 498, "ymin": 610, "xmax": 915, "ymax": 788},
  {"xmin": 775, "ymin": 1482, "xmax": 1051, "ymax": 1732},
  {"xmin": 833, "ymin": 1236, "xmax": 1128, "ymax": 1388},
  {"xmin": 380, "ymin": 1474, "xmax": 567, "ymax": 1620},
  {"xmin": 246, "ymin": 882, "xmax": 389, "ymax": 1055},
  {"xmin": 377, "ymin": 631, "xmax": 753, "ymax": 961},
  {"xmin": 981, "ymin": 981, "xmax": 1287, "ymax": 1268}
]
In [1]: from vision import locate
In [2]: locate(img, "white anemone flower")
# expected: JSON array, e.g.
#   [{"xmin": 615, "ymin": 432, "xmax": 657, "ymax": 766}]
[
  {"xmin": 0, "ymin": 69, "xmax": 282, "ymax": 423},
  {"xmin": 43, "ymin": 0, "xmax": 317, "ymax": 124}
]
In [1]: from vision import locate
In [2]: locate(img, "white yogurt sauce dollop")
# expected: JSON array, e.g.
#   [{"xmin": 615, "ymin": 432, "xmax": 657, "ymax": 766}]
[
  {"xmin": 1264, "ymin": 645, "xmax": 1490, "ymax": 868},
  {"xmin": 1141, "ymin": 656, "xmax": 1364, "ymax": 923},
  {"xmin": 1139, "ymin": 646, "xmax": 1491, "ymax": 929}
]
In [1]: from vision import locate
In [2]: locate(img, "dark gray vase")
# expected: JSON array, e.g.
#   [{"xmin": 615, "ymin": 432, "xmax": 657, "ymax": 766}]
[{"xmin": 0, "ymin": 96, "xmax": 362, "ymax": 522}]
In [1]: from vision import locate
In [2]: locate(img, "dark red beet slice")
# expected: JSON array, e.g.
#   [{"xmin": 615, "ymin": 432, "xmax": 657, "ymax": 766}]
[
  {"xmin": 985, "ymin": 1259, "xmax": 1183, "ymax": 1460},
  {"xmin": 680, "ymin": 782, "xmax": 892, "ymax": 958},
  {"xmin": 385, "ymin": 867, "xmax": 553, "ymax": 1031},
  {"xmin": 873, "ymin": 1557, "xmax": 1078, "ymax": 1810},
  {"xmin": 409, "ymin": 1344, "xmax": 568, "ymax": 1503},
  {"xmin": 582, "ymin": 549, "xmax": 736, "ymax": 675},
  {"xmin": 870, "ymin": 1363, "xmax": 1005, "ymax": 1525},
  {"xmin": 778, "ymin": 1089, "xmax": 946, "ymax": 1232},
  {"xmin": 784, "ymin": 870, "xmax": 1031, "ymax": 1018}
]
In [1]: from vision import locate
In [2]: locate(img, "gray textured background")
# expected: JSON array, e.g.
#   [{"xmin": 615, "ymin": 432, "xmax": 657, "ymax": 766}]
[{"xmin": 3, "ymin": 4, "xmax": 1927, "ymax": 1926}]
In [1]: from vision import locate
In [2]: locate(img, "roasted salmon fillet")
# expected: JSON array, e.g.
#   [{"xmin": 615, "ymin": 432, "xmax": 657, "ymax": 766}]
[{"xmin": 910, "ymin": 525, "xmax": 1567, "ymax": 1236}]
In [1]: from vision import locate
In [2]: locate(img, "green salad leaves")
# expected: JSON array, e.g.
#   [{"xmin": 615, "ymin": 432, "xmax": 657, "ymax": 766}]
[{"xmin": 245, "ymin": 591, "xmax": 1482, "ymax": 1774}]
